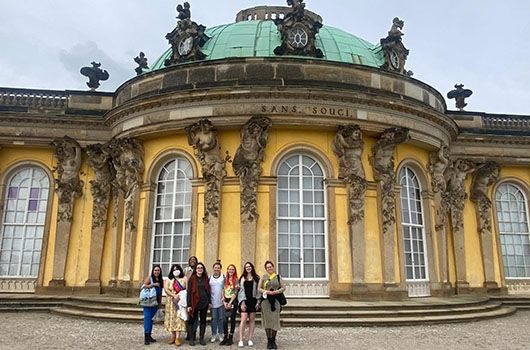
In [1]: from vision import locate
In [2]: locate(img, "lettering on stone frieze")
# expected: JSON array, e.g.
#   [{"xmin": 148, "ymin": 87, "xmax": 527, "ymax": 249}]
[{"xmin": 260, "ymin": 105, "xmax": 354, "ymax": 117}]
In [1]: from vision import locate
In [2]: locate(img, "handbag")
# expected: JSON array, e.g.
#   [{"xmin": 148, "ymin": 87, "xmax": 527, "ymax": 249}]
[
  {"xmin": 152, "ymin": 308, "xmax": 165, "ymax": 322},
  {"xmin": 139, "ymin": 278, "xmax": 158, "ymax": 307},
  {"xmin": 276, "ymin": 275, "xmax": 287, "ymax": 306}
]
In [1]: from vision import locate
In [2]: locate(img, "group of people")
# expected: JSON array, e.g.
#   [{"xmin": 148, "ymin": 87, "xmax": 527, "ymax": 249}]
[{"xmin": 141, "ymin": 256, "xmax": 286, "ymax": 349}]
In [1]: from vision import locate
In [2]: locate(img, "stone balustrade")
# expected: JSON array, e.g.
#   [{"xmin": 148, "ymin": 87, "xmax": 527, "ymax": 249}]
[{"xmin": 0, "ymin": 87, "xmax": 67, "ymax": 109}]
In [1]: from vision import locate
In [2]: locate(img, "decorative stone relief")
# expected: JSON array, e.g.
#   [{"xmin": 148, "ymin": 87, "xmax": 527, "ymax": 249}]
[
  {"xmin": 274, "ymin": 0, "xmax": 324, "ymax": 58},
  {"xmin": 233, "ymin": 116, "xmax": 272, "ymax": 221},
  {"xmin": 165, "ymin": 2, "xmax": 209, "ymax": 65},
  {"xmin": 108, "ymin": 138, "xmax": 144, "ymax": 232},
  {"xmin": 442, "ymin": 159, "xmax": 476, "ymax": 231},
  {"xmin": 370, "ymin": 127, "xmax": 410, "ymax": 234},
  {"xmin": 86, "ymin": 143, "xmax": 114, "ymax": 228},
  {"xmin": 332, "ymin": 124, "xmax": 367, "ymax": 224},
  {"xmin": 186, "ymin": 119, "xmax": 227, "ymax": 223},
  {"xmin": 380, "ymin": 17, "xmax": 412, "ymax": 76},
  {"xmin": 51, "ymin": 136, "xmax": 83, "ymax": 223},
  {"xmin": 429, "ymin": 145, "xmax": 450, "ymax": 230},
  {"xmin": 470, "ymin": 161, "xmax": 500, "ymax": 235}
]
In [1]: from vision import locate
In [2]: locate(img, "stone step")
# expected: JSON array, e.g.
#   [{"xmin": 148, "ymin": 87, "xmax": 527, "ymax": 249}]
[
  {"xmin": 280, "ymin": 302, "xmax": 503, "ymax": 318},
  {"xmin": 281, "ymin": 306, "xmax": 516, "ymax": 327}
]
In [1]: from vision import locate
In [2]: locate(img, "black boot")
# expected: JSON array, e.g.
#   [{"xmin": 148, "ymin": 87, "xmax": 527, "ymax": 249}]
[
  {"xmin": 220, "ymin": 334, "xmax": 228, "ymax": 345},
  {"xmin": 147, "ymin": 333, "xmax": 157, "ymax": 343},
  {"xmin": 267, "ymin": 337, "xmax": 273, "ymax": 349},
  {"xmin": 271, "ymin": 330, "xmax": 278, "ymax": 349},
  {"xmin": 144, "ymin": 333, "xmax": 150, "ymax": 345},
  {"xmin": 226, "ymin": 334, "xmax": 233, "ymax": 346},
  {"xmin": 189, "ymin": 332, "xmax": 196, "ymax": 346},
  {"xmin": 199, "ymin": 322, "xmax": 206, "ymax": 345}
]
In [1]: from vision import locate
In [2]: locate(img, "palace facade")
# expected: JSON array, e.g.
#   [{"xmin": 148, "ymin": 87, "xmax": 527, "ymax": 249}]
[{"xmin": 0, "ymin": 2, "xmax": 529, "ymax": 300}]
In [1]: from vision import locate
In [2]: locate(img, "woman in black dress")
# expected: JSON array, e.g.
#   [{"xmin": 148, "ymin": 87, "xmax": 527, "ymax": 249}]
[{"xmin": 237, "ymin": 262, "xmax": 260, "ymax": 347}]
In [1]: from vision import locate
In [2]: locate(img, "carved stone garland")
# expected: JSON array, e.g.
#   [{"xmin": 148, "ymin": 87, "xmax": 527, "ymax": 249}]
[
  {"xmin": 165, "ymin": 2, "xmax": 209, "ymax": 65},
  {"xmin": 233, "ymin": 116, "xmax": 272, "ymax": 267},
  {"xmin": 50, "ymin": 136, "xmax": 83, "ymax": 287},
  {"xmin": 186, "ymin": 119, "xmax": 227, "ymax": 268},
  {"xmin": 274, "ymin": 0, "xmax": 323, "ymax": 58},
  {"xmin": 332, "ymin": 124, "xmax": 367, "ymax": 285},
  {"xmin": 370, "ymin": 127, "xmax": 410, "ymax": 285},
  {"xmin": 470, "ymin": 161, "xmax": 500, "ymax": 289}
]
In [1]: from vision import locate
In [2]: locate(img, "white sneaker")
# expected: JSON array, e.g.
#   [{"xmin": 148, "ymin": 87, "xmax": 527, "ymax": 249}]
[
  {"xmin": 248, "ymin": 340, "xmax": 254, "ymax": 347},
  {"xmin": 238, "ymin": 340, "xmax": 245, "ymax": 347},
  {"xmin": 211, "ymin": 336, "xmax": 216, "ymax": 343}
]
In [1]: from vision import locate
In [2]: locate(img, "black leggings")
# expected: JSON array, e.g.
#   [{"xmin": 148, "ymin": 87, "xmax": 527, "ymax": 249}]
[{"xmin": 223, "ymin": 298, "xmax": 238, "ymax": 335}]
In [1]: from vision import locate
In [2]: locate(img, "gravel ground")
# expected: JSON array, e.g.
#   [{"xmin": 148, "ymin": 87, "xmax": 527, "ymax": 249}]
[{"xmin": 1, "ymin": 311, "xmax": 530, "ymax": 350}]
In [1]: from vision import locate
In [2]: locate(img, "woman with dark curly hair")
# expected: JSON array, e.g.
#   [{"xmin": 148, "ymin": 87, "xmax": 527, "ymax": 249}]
[
  {"xmin": 258, "ymin": 261, "xmax": 286, "ymax": 349},
  {"xmin": 186, "ymin": 262, "xmax": 211, "ymax": 346}
]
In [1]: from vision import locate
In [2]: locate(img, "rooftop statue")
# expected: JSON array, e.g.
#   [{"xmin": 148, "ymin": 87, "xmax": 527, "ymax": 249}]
[
  {"xmin": 388, "ymin": 17, "xmax": 404, "ymax": 38},
  {"xmin": 177, "ymin": 2, "xmax": 191, "ymax": 21},
  {"xmin": 447, "ymin": 84, "xmax": 473, "ymax": 110},
  {"xmin": 380, "ymin": 17, "xmax": 410, "ymax": 76},
  {"xmin": 165, "ymin": 2, "xmax": 209, "ymax": 65},
  {"xmin": 80, "ymin": 61, "xmax": 110, "ymax": 91},
  {"xmin": 134, "ymin": 52, "xmax": 149, "ymax": 76}
]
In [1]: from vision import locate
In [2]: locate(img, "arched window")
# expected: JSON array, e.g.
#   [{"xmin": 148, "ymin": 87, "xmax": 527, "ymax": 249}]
[
  {"xmin": 151, "ymin": 158, "xmax": 193, "ymax": 274},
  {"xmin": 277, "ymin": 154, "xmax": 327, "ymax": 280},
  {"xmin": 495, "ymin": 183, "xmax": 530, "ymax": 278},
  {"xmin": 0, "ymin": 166, "xmax": 50, "ymax": 277},
  {"xmin": 399, "ymin": 167, "xmax": 428, "ymax": 281}
]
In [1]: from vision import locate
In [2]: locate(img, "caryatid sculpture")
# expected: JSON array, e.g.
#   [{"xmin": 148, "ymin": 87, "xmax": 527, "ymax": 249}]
[
  {"xmin": 443, "ymin": 159, "xmax": 476, "ymax": 231},
  {"xmin": 186, "ymin": 119, "xmax": 227, "ymax": 223},
  {"xmin": 51, "ymin": 136, "xmax": 83, "ymax": 222},
  {"xmin": 429, "ymin": 145, "xmax": 450, "ymax": 230},
  {"xmin": 332, "ymin": 124, "xmax": 367, "ymax": 223},
  {"xmin": 370, "ymin": 127, "xmax": 410, "ymax": 234},
  {"xmin": 232, "ymin": 116, "xmax": 272, "ymax": 221},
  {"xmin": 470, "ymin": 161, "xmax": 500, "ymax": 235},
  {"xmin": 86, "ymin": 143, "xmax": 114, "ymax": 228}
]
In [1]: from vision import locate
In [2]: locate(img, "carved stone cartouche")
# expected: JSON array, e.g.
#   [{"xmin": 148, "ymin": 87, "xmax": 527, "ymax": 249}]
[
  {"xmin": 233, "ymin": 116, "xmax": 272, "ymax": 221},
  {"xmin": 186, "ymin": 119, "xmax": 226, "ymax": 223},
  {"xmin": 165, "ymin": 2, "xmax": 209, "ymax": 65},
  {"xmin": 80, "ymin": 61, "xmax": 110, "ymax": 91},
  {"xmin": 370, "ymin": 127, "xmax": 410, "ymax": 233},
  {"xmin": 274, "ymin": 0, "xmax": 323, "ymax": 58},
  {"xmin": 332, "ymin": 124, "xmax": 367, "ymax": 224},
  {"xmin": 51, "ymin": 136, "xmax": 83, "ymax": 222}
]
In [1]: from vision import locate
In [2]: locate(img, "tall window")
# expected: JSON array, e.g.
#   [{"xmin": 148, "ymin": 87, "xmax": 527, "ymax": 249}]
[
  {"xmin": 495, "ymin": 183, "xmax": 530, "ymax": 278},
  {"xmin": 151, "ymin": 158, "xmax": 192, "ymax": 273},
  {"xmin": 277, "ymin": 154, "xmax": 327, "ymax": 279},
  {"xmin": 399, "ymin": 167, "xmax": 428, "ymax": 280},
  {"xmin": 0, "ymin": 167, "xmax": 50, "ymax": 277}
]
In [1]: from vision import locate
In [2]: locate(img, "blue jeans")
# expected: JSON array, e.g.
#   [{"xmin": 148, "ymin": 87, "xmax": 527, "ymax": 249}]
[
  {"xmin": 143, "ymin": 306, "xmax": 158, "ymax": 333},
  {"xmin": 210, "ymin": 306, "xmax": 225, "ymax": 336}
]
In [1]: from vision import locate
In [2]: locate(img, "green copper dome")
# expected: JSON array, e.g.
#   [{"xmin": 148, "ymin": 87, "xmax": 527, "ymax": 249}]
[{"xmin": 150, "ymin": 20, "xmax": 384, "ymax": 71}]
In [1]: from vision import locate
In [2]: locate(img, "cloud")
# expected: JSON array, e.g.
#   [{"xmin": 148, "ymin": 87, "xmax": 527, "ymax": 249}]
[{"xmin": 59, "ymin": 41, "xmax": 132, "ymax": 91}]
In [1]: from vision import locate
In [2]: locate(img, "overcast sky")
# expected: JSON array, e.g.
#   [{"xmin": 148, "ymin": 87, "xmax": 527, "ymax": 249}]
[{"xmin": 1, "ymin": 0, "xmax": 529, "ymax": 115}]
